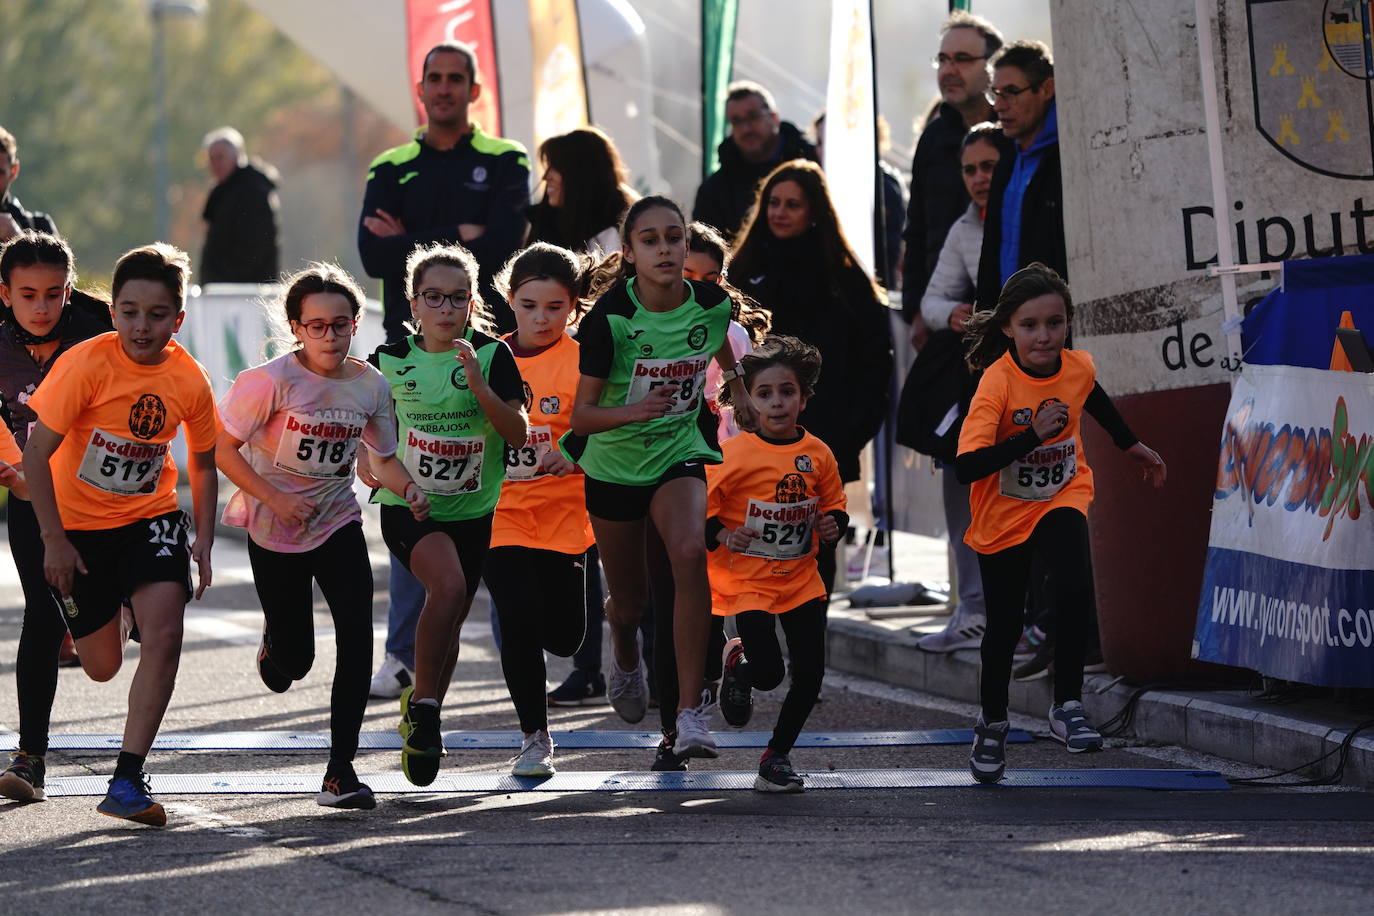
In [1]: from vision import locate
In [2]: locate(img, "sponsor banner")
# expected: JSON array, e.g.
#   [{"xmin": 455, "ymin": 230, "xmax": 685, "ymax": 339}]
[
  {"xmin": 1242, "ymin": 253, "xmax": 1374, "ymax": 369},
  {"xmin": 1193, "ymin": 362, "xmax": 1374, "ymax": 685},
  {"xmin": 1051, "ymin": 0, "xmax": 1374, "ymax": 395},
  {"xmin": 700, "ymin": 0, "xmax": 739, "ymax": 178},
  {"xmin": 823, "ymin": 0, "xmax": 876, "ymax": 277},
  {"xmin": 406, "ymin": 0, "xmax": 502, "ymax": 135},
  {"xmin": 528, "ymin": 0, "xmax": 589, "ymax": 152}
]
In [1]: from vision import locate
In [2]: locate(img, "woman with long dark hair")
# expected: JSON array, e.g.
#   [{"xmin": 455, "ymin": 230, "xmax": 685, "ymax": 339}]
[
  {"xmin": 730, "ymin": 159, "xmax": 893, "ymax": 594},
  {"xmin": 527, "ymin": 127, "xmax": 637, "ymax": 257}
]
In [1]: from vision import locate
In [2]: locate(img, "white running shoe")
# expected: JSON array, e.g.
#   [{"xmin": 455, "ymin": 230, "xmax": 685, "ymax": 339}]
[
  {"xmin": 672, "ymin": 690, "xmax": 719, "ymax": 759},
  {"xmin": 369, "ymin": 653, "xmax": 414, "ymax": 699},
  {"xmin": 511, "ymin": 730, "xmax": 556, "ymax": 777},
  {"xmin": 606, "ymin": 632, "xmax": 649, "ymax": 724},
  {"xmin": 917, "ymin": 614, "xmax": 987, "ymax": 653}
]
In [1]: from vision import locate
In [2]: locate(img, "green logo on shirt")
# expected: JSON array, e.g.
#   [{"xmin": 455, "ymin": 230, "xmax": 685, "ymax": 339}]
[{"xmin": 688, "ymin": 324, "xmax": 708, "ymax": 350}]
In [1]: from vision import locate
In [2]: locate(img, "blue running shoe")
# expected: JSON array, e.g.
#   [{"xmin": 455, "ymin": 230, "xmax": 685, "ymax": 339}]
[{"xmin": 97, "ymin": 772, "xmax": 166, "ymax": 826}]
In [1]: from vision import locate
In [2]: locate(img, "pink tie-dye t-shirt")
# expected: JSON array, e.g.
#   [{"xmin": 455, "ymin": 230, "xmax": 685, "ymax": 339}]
[{"xmin": 219, "ymin": 352, "xmax": 397, "ymax": 552}]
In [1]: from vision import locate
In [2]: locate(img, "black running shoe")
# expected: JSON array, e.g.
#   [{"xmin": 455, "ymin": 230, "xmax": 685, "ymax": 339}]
[
  {"xmin": 546, "ymin": 668, "xmax": 608, "ymax": 707},
  {"xmin": 754, "ymin": 750, "xmax": 804, "ymax": 793},
  {"xmin": 718, "ymin": 637, "xmax": 753, "ymax": 727},
  {"xmin": 318, "ymin": 764, "xmax": 377, "ymax": 810},
  {"xmin": 256, "ymin": 626, "xmax": 291, "ymax": 693},
  {"xmin": 398, "ymin": 686, "xmax": 446, "ymax": 786},
  {"xmin": 1013, "ymin": 640, "xmax": 1053, "ymax": 682},
  {"xmin": 0, "ymin": 751, "xmax": 45, "ymax": 802},
  {"xmin": 651, "ymin": 734, "xmax": 688, "ymax": 772}
]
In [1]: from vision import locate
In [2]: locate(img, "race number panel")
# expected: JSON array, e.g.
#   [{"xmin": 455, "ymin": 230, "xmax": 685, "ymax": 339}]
[
  {"xmin": 272, "ymin": 412, "xmax": 362, "ymax": 479},
  {"xmin": 742, "ymin": 496, "xmax": 817, "ymax": 560},
  {"xmin": 77, "ymin": 429, "xmax": 167, "ymax": 496},
  {"xmin": 625, "ymin": 356, "xmax": 711, "ymax": 418},
  {"xmin": 1000, "ymin": 437, "xmax": 1078, "ymax": 502},
  {"xmin": 505, "ymin": 424, "xmax": 552, "ymax": 481},
  {"xmin": 403, "ymin": 428, "xmax": 484, "ymax": 496}
]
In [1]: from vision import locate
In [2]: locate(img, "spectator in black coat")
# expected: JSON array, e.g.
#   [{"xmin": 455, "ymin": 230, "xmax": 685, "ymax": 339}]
[
  {"xmin": 200, "ymin": 127, "xmax": 281, "ymax": 284},
  {"xmin": 693, "ymin": 81, "xmax": 818, "ymax": 238},
  {"xmin": 0, "ymin": 125, "xmax": 57, "ymax": 242}
]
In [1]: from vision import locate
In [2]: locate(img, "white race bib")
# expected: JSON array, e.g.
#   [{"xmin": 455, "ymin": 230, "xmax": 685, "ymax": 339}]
[
  {"xmin": 273, "ymin": 411, "xmax": 363, "ymax": 479},
  {"xmin": 626, "ymin": 356, "xmax": 711, "ymax": 418},
  {"xmin": 742, "ymin": 496, "xmax": 818, "ymax": 561},
  {"xmin": 403, "ymin": 428, "xmax": 484, "ymax": 496},
  {"xmin": 1000, "ymin": 437, "xmax": 1078, "ymax": 501},
  {"xmin": 504, "ymin": 424, "xmax": 552, "ymax": 481},
  {"xmin": 77, "ymin": 429, "xmax": 168, "ymax": 496}
]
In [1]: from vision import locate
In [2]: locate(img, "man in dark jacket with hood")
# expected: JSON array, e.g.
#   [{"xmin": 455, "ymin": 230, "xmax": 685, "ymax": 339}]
[
  {"xmin": 693, "ymin": 81, "xmax": 818, "ymax": 237},
  {"xmin": 200, "ymin": 127, "xmax": 281, "ymax": 284},
  {"xmin": 975, "ymin": 40, "xmax": 1064, "ymax": 307},
  {"xmin": 0, "ymin": 125, "xmax": 57, "ymax": 241}
]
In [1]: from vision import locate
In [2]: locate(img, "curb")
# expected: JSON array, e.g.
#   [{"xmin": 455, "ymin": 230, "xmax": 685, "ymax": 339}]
[{"xmin": 826, "ymin": 609, "xmax": 1374, "ymax": 787}]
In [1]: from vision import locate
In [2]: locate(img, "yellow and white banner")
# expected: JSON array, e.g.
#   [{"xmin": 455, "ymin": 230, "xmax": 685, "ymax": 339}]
[
  {"xmin": 528, "ymin": 0, "xmax": 589, "ymax": 155},
  {"xmin": 823, "ymin": 0, "xmax": 875, "ymax": 277}
]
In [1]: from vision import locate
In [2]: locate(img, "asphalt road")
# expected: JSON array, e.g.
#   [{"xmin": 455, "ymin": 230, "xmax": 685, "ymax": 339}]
[{"xmin": 2, "ymin": 532, "xmax": 1372, "ymax": 915}]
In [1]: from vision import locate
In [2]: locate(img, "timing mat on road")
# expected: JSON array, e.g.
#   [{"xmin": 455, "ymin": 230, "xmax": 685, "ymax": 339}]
[
  {"xmin": 3, "ymin": 728, "xmax": 1033, "ymax": 752},
  {"xmin": 41, "ymin": 767, "xmax": 1230, "ymax": 795}
]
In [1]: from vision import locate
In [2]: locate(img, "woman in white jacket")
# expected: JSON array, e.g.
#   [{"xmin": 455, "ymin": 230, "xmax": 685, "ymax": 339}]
[{"xmin": 916, "ymin": 122, "xmax": 1003, "ymax": 653}]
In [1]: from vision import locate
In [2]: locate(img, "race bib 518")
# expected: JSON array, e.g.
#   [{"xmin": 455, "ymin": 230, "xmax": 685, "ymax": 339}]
[
  {"xmin": 403, "ymin": 428, "xmax": 484, "ymax": 496},
  {"xmin": 77, "ymin": 429, "xmax": 168, "ymax": 496},
  {"xmin": 626, "ymin": 356, "xmax": 710, "ymax": 418},
  {"xmin": 1000, "ymin": 437, "xmax": 1078, "ymax": 502},
  {"xmin": 273, "ymin": 412, "xmax": 363, "ymax": 479},
  {"xmin": 742, "ymin": 496, "xmax": 818, "ymax": 561}
]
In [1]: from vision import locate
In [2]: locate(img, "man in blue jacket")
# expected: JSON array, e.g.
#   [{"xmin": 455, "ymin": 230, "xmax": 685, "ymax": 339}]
[
  {"xmin": 359, "ymin": 40, "xmax": 530, "ymax": 700},
  {"xmin": 358, "ymin": 41, "xmax": 530, "ymax": 341}
]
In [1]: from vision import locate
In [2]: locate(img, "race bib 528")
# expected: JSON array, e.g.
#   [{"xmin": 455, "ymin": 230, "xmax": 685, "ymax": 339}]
[
  {"xmin": 77, "ymin": 429, "xmax": 168, "ymax": 496},
  {"xmin": 1000, "ymin": 437, "xmax": 1078, "ymax": 502},
  {"xmin": 742, "ymin": 496, "xmax": 818, "ymax": 561},
  {"xmin": 273, "ymin": 412, "xmax": 363, "ymax": 479},
  {"xmin": 626, "ymin": 356, "xmax": 710, "ymax": 418},
  {"xmin": 403, "ymin": 428, "xmax": 484, "ymax": 496}
]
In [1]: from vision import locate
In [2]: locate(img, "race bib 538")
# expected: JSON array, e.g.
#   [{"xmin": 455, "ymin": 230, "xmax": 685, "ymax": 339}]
[
  {"xmin": 1000, "ymin": 437, "xmax": 1078, "ymax": 502},
  {"xmin": 403, "ymin": 428, "xmax": 484, "ymax": 496},
  {"xmin": 273, "ymin": 412, "xmax": 362, "ymax": 479},
  {"xmin": 742, "ymin": 497, "xmax": 818, "ymax": 561},
  {"xmin": 626, "ymin": 356, "xmax": 710, "ymax": 418},
  {"xmin": 77, "ymin": 429, "xmax": 168, "ymax": 496}
]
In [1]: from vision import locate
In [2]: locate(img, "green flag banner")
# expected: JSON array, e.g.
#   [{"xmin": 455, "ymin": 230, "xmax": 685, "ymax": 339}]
[{"xmin": 701, "ymin": 0, "xmax": 739, "ymax": 179}]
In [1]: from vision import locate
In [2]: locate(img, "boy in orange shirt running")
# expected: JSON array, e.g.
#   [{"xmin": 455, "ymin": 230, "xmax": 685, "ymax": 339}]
[
  {"xmin": 23, "ymin": 244, "xmax": 220, "ymax": 826},
  {"xmin": 707, "ymin": 335, "xmax": 846, "ymax": 792}
]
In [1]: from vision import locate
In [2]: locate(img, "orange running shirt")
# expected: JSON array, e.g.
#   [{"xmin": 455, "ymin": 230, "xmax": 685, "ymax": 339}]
[
  {"xmin": 958, "ymin": 349, "xmax": 1096, "ymax": 554},
  {"xmin": 706, "ymin": 429, "xmax": 845, "ymax": 615},
  {"xmin": 490, "ymin": 333, "xmax": 593, "ymax": 554},
  {"xmin": 0, "ymin": 423, "xmax": 19, "ymax": 466},
  {"xmin": 28, "ymin": 332, "xmax": 220, "ymax": 530}
]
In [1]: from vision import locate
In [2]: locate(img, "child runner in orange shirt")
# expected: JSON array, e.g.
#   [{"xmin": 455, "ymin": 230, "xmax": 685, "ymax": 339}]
[
  {"xmin": 484, "ymin": 243, "xmax": 595, "ymax": 777},
  {"xmin": 24, "ymin": 244, "xmax": 220, "ymax": 826},
  {"xmin": 956, "ymin": 263, "xmax": 1165, "ymax": 784},
  {"xmin": 707, "ymin": 335, "xmax": 846, "ymax": 792}
]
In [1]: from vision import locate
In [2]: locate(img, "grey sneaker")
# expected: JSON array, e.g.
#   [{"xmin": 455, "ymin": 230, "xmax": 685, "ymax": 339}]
[
  {"xmin": 511, "ymin": 730, "xmax": 556, "ymax": 777},
  {"xmin": 672, "ymin": 690, "xmax": 719, "ymax": 759},
  {"xmin": 969, "ymin": 716, "xmax": 1009, "ymax": 784},
  {"xmin": 606, "ymin": 632, "xmax": 649, "ymax": 724},
  {"xmin": 1049, "ymin": 701, "xmax": 1103, "ymax": 753},
  {"xmin": 917, "ymin": 614, "xmax": 987, "ymax": 653}
]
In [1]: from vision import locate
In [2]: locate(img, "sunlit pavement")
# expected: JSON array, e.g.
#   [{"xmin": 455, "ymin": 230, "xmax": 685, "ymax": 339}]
[{"xmin": 2, "ymin": 518, "xmax": 1373, "ymax": 914}]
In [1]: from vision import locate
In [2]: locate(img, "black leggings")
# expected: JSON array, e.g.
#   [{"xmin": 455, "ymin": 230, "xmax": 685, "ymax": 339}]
[
  {"xmin": 977, "ymin": 507, "xmax": 1094, "ymax": 722},
  {"xmin": 247, "ymin": 522, "xmax": 374, "ymax": 768},
  {"xmin": 484, "ymin": 546, "xmax": 589, "ymax": 734},
  {"xmin": 732, "ymin": 598, "xmax": 828, "ymax": 754},
  {"xmin": 644, "ymin": 527, "xmax": 726, "ymax": 733},
  {"xmin": 10, "ymin": 498, "xmax": 67, "ymax": 756}
]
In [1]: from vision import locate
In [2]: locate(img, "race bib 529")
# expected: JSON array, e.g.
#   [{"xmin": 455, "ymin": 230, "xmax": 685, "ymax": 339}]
[
  {"xmin": 626, "ymin": 356, "xmax": 710, "ymax": 418},
  {"xmin": 403, "ymin": 428, "xmax": 484, "ymax": 496},
  {"xmin": 77, "ymin": 429, "xmax": 168, "ymax": 496},
  {"xmin": 742, "ymin": 496, "xmax": 818, "ymax": 561},
  {"xmin": 1000, "ymin": 437, "xmax": 1078, "ymax": 502}
]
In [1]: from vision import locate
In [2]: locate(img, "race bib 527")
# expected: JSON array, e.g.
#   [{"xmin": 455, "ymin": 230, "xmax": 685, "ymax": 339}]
[{"xmin": 403, "ymin": 428, "xmax": 484, "ymax": 496}]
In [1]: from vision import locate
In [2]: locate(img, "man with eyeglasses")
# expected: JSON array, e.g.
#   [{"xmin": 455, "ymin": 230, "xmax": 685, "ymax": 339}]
[
  {"xmin": 900, "ymin": 12, "xmax": 1005, "ymax": 336},
  {"xmin": 692, "ymin": 80, "xmax": 818, "ymax": 238},
  {"xmin": 974, "ymin": 39, "xmax": 1065, "ymax": 308}
]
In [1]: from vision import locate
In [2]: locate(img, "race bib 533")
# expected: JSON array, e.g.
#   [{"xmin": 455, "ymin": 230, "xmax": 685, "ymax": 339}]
[{"xmin": 504, "ymin": 424, "xmax": 552, "ymax": 481}]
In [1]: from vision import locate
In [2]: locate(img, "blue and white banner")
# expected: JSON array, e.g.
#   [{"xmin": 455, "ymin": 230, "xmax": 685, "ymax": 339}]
[{"xmin": 1194, "ymin": 363, "xmax": 1374, "ymax": 686}]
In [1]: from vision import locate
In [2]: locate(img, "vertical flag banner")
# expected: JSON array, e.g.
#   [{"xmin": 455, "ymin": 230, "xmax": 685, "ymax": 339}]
[
  {"xmin": 824, "ymin": 0, "xmax": 876, "ymax": 276},
  {"xmin": 529, "ymin": 0, "xmax": 590, "ymax": 156},
  {"xmin": 701, "ymin": 0, "xmax": 739, "ymax": 179},
  {"xmin": 406, "ymin": 0, "xmax": 502, "ymax": 135}
]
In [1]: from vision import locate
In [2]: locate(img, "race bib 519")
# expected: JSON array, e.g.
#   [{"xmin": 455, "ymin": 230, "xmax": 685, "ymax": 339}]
[
  {"xmin": 77, "ymin": 429, "xmax": 168, "ymax": 496},
  {"xmin": 1000, "ymin": 437, "xmax": 1078, "ymax": 502},
  {"xmin": 273, "ymin": 412, "xmax": 363, "ymax": 479},
  {"xmin": 742, "ymin": 496, "xmax": 818, "ymax": 561},
  {"xmin": 626, "ymin": 356, "xmax": 710, "ymax": 418},
  {"xmin": 403, "ymin": 428, "xmax": 484, "ymax": 496}
]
